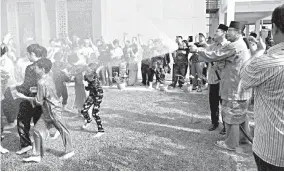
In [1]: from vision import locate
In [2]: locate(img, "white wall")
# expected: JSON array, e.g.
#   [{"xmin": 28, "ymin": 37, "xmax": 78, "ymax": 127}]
[{"xmin": 101, "ymin": 0, "xmax": 206, "ymax": 46}]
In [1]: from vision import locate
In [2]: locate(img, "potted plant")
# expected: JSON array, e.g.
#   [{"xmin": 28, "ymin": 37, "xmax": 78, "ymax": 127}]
[
  {"xmin": 113, "ymin": 72, "xmax": 128, "ymax": 90},
  {"xmin": 181, "ymin": 76, "xmax": 193, "ymax": 92}
]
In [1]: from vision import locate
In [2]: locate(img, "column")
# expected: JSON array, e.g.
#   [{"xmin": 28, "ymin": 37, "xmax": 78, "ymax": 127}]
[
  {"xmin": 226, "ymin": 0, "xmax": 235, "ymax": 25},
  {"xmin": 0, "ymin": 0, "xmax": 2, "ymax": 40},
  {"xmin": 100, "ymin": 0, "xmax": 113, "ymax": 41},
  {"xmin": 255, "ymin": 19, "xmax": 260, "ymax": 38},
  {"xmin": 245, "ymin": 24, "xmax": 250, "ymax": 37},
  {"xmin": 34, "ymin": 0, "xmax": 43, "ymax": 44},
  {"xmin": 219, "ymin": 10, "xmax": 225, "ymax": 25},
  {"xmin": 55, "ymin": 0, "xmax": 68, "ymax": 38},
  {"xmin": 6, "ymin": 0, "xmax": 20, "ymax": 57},
  {"xmin": 218, "ymin": 1, "xmax": 225, "ymax": 25},
  {"xmin": 92, "ymin": 0, "xmax": 102, "ymax": 40}
]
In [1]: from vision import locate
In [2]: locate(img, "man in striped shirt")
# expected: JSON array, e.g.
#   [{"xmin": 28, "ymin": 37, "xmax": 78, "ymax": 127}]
[
  {"xmin": 190, "ymin": 21, "xmax": 252, "ymax": 151},
  {"xmin": 239, "ymin": 4, "xmax": 284, "ymax": 170}
]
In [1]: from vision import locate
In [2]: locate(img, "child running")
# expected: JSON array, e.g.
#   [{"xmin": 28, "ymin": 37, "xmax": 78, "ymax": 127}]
[
  {"xmin": 81, "ymin": 63, "xmax": 104, "ymax": 137},
  {"xmin": 16, "ymin": 58, "xmax": 74, "ymax": 162}
]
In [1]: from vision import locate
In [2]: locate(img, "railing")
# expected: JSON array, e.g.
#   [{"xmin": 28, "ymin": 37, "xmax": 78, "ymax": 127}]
[{"xmin": 206, "ymin": 0, "xmax": 220, "ymax": 13}]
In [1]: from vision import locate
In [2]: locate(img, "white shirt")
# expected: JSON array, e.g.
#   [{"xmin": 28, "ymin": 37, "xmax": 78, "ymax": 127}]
[
  {"xmin": 110, "ymin": 47, "xmax": 124, "ymax": 66},
  {"xmin": 0, "ymin": 54, "xmax": 16, "ymax": 98}
]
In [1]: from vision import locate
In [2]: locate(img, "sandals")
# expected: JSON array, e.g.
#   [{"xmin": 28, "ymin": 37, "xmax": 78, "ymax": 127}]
[{"xmin": 214, "ymin": 141, "xmax": 236, "ymax": 151}]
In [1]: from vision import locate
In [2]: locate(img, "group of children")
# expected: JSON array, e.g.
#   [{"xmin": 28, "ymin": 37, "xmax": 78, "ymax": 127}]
[{"xmin": 1, "ymin": 42, "xmax": 105, "ymax": 163}]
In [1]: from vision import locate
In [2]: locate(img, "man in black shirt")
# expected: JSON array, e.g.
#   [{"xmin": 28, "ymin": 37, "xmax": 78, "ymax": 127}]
[
  {"xmin": 97, "ymin": 39, "xmax": 111, "ymax": 86},
  {"xmin": 14, "ymin": 44, "xmax": 46, "ymax": 155},
  {"xmin": 169, "ymin": 36, "xmax": 189, "ymax": 88}
]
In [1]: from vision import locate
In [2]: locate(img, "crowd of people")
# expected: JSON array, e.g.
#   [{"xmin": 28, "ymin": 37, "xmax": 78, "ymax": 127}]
[{"xmin": 1, "ymin": 4, "xmax": 283, "ymax": 171}]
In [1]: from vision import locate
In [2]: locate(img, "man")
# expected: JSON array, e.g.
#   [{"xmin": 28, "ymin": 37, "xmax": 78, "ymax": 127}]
[
  {"xmin": 169, "ymin": 36, "xmax": 188, "ymax": 89},
  {"xmin": 1, "ymin": 34, "xmax": 17, "ymax": 130},
  {"xmin": 206, "ymin": 24, "xmax": 229, "ymax": 133},
  {"xmin": 141, "ymin": 39, "xmax": 154, "ymax": 87},
  {"xmin": 110, "ymin": 39, "xmax": 123, "ymax": 78},
  {"xmin": 97, "ymin": 38, "xmax": 111, "ymax": 86},
  {"xmin": 1, "ymin": 34, "xmax": 16, "ymax": 153},
  {"xmin": 190, "ymin": 21, "xmax": 252, "ymax": 151},
  {"xmin": 190, "ymin": 33, "xmax": 209, "ymax": 92},
  {"xmin": 77, "ymin": 38, "xmax": 99, "ymax": 64},
  {"xmin": 14, "ymin": 44, "xmax": 46, "ymax": 155},
  {"xmin": 240, "ymin": 4, "xmax": 284, "ymax": 170}
]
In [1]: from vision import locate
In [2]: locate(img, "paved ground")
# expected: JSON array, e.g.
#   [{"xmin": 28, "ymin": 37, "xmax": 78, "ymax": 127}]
[{"xmin": 1, "ymin": 84, "xmax": 256, "ymax": 171}]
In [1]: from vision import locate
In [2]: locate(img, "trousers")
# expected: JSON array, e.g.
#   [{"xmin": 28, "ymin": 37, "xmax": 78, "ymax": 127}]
[
  {"xmin": 172, "ymin": 64, "xmax": 188, "ymax": 87},
  {"xmin": 17, "ymin": 101, "xmax": 42, "ymax": 148},
  {"xmin": 209, "ymin": 83, "xmax": 222, "ymax": 125},
  {"xmin": 253, "ymin": 152, "xmax": 284, "ymax": 171},
  {"xmin": 54, "ymin": 81, "xmax": 68, "ymax": 106},
  {"xmin": 81, "ymin": 91, "xmax": 104, "ymax": 132},
  {"xmin": 33, "ymin": 105, "xmax": 73, "ymax": 157}
]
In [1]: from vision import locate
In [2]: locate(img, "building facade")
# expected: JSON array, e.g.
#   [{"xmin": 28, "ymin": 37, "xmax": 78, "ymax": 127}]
[
  {"xmin": 1, "ymin": 0, "xmax": 207, "ymax": 56},
  {"xmin": 207, "ymin": 0, "xmax": 284, "ymax": 37}
]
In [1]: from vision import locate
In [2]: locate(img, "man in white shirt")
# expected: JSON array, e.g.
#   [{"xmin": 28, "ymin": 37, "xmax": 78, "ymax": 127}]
[
  {"xmin": 110, "ymin": 39, "xmax": 124, "ymax": 77},
  {"xmin": 1, "ymin": 35, "xmax": 16, "ymax": 153},
  {"xmin": 77, "ymin": 38, "xmax": 99, "ymax": 64}
]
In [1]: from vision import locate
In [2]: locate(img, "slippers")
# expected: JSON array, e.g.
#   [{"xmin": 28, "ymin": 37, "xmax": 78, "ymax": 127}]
[{"xmin": 214, "ymin": 141, "xmax": 236, "ymax": 151}]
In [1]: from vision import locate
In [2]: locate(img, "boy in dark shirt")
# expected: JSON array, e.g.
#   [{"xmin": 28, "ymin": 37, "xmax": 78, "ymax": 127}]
[
  {"xmin": 81, "ymin": 63, "xmax": 104, "ymax": 137},
  {"xmin": 14, "ymin": 44, "xmax": 46, "ymax": 155},
  {"xmin": 52, "ymin": 52, "xmax": 71, "ymax": 111},
  {"xmin": 151, "ymin": 49, "xmax": 166, "ymax": 89}
]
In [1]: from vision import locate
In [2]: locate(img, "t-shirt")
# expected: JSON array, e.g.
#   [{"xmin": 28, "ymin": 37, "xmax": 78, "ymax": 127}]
[
  {"xmin": 35, "ymin": 75, "xmax": 61, "ymax": 117},
  {"xmin": 98, "ymin": 44, "xmax": 111, "ymax": 63},
  {"xmin": 110, "ymin": 47, "xmax": 124, "ymax": 66},
  {"xmin": 84, "ymin": 73, "xmax": 103, "ymax": 97},
  {"xmin": 16, "ymin": 63, "xmax": 38, "ymax": 97}
]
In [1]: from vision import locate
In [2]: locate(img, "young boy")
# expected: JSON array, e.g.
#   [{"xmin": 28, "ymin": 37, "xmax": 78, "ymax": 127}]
[
  {"xmin": 151, "ymin": 49, "xmax": 166, "ymax": 89},
  {"xmin": 16, "ymin": 58, "xmax": 74, "ymax": 162},
  {"xmin": 81, "ymin": 63, "xmax": 104, "ymax": 137},
  {"xmin": 52, "ymin": 52, "xmax": 71, "ymax": 111}
]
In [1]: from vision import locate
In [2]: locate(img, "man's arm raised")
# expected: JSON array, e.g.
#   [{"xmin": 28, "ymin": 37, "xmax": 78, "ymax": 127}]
[{"xmin": 189, "ymin": 43, "xmax": 236, "ymax": 62}]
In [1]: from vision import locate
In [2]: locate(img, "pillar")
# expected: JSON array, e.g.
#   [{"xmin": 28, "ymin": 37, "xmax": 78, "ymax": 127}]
[
  {"xmin": 245, "ymin": 25, "xmax": 250, "ymax": 37},
  {"xmin": 218, "ymin": 1, "xmax": 225, "ymax": 25},
  {"xmin": 255, "ymin": 19, "xmax": 261, "ymax": 38},
  {"xmin": 55, "ymin": 0, "xmax": 68, "ymax": 38},
  {"xmin": 6, "ymin": 0, "xmax": 20, "ymax": 57},
  {"xmin": 0, "ymin": 0, "xmax": 2, "ymax": 41},
  {"xmin": 92, "ymin": 0, "xmax": 102, "ymax": 40},
  {"xmin": 226, "ymin": 0, "xmax": 235, "ymax": 26},
  {"xmin": 219, "ymin": 10, "xmax": 225, "ymax": 25},
  {"xmin": 100, "ymin": 0, "xmax": 110, "ymax": 41}
]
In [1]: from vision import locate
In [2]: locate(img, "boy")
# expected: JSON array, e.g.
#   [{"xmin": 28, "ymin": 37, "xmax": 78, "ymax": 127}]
[
  {"xmin": 16, "ymin": 58, "xmax": 74, "ymax": 162},
  {"xmin": 151, "ymin": 49, "xmax": 166, "ymax": 89},
  {"xmin": 52, "ymin": 52, "xmax": 71, "ymax": 111},
  {"xmin": 81, "ymin": 63, "xmax": 104, "ymax": 137}
]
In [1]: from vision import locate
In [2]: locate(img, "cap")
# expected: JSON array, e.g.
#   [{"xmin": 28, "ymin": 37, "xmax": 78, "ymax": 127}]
[
  {"xmin": 229, "ymin": 21, "xmax": 246, "ymax": 32},
  {"xmin": 217, "ymin": 24, "xmax": 228, "ymax": 31}
]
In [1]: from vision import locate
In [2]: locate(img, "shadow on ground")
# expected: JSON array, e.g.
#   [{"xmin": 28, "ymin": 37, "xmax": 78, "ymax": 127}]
[{"xmin": 1, "ymin": 89, "xmax": 256, "ymax": 171}]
